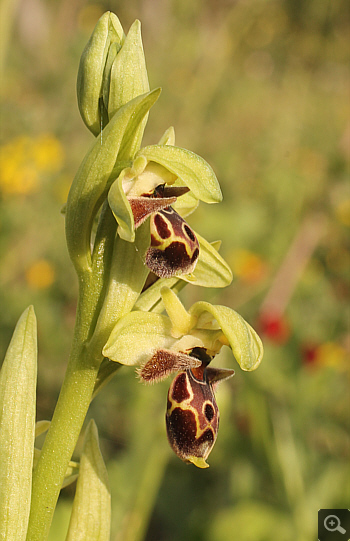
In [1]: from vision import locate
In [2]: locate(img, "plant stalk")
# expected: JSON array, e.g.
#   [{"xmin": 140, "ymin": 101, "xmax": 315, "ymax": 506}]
[{"xmin": 25, "ymin": 277, "xmax": 103, "ymax": 541}]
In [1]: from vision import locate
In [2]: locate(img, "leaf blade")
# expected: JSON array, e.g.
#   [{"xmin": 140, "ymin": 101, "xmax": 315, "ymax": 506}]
[
  {"xmin": 65, "ymin": 420, "xmax": 110, "ymax": 541},
  {"xmin": 0, "ymin": 306, "xmax": 37, "ymax": 541}
]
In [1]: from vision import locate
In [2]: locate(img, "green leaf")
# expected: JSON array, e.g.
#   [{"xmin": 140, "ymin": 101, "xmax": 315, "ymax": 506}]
[
  {"xmin": 117, "ymin": 88, "xmax": 161, "ymax": 162},
  {"xmin": 190, "ymin": 302, "xmax": 263, "ymax": 371},
  {"xmin": 0, "ymin": 306, "xmax": 37, "ymax": 541},
  {"xmin": 65, "ymin": 420, "xmax": 110, "ymax": 541},
  {"xmin": 103, "ymin": 311, "xmax": 174, "ymax": 365},
  {"xmin": 136, "ymin": 144, "xmax": 222, "ymax": 203},
  {"xmin": 65, "ymin": 88, "xmax": 161, "ymax": 274},
  {"xmin": 77, "ymin": 12, "xmax": 125, "ymax": 135},
  {"xmin": 181, "ymin": 233, "xmax": 233, "ymax": 288}
]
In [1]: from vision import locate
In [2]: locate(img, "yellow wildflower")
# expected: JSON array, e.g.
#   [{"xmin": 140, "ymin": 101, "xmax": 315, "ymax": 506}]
[
  {"xmin": 25, "ymin": 259, "xmax": 55, "ymax": 289},
  {"xmin": 0, "ymin": 135, "xmax": 64, "ymax": 196},
  {"xmin": 32, "ymin": 134, "xmax": 64, "ymax": 173}
]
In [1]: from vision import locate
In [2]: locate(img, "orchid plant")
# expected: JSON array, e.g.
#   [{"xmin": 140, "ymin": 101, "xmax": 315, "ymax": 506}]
[{"xmin": 0, "ymin": 12, "xmax": 263, "ymax": 541}]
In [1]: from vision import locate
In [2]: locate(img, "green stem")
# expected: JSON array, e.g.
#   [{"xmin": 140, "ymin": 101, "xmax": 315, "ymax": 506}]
[{"xmin": 26, "ymin": 278, "xmax": 103, "ymax": 541}]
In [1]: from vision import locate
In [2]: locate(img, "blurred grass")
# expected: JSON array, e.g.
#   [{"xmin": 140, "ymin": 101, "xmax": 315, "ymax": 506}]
[{"xmin": 0, "ymin": 1, "xmax": 349, "ymax": 540}]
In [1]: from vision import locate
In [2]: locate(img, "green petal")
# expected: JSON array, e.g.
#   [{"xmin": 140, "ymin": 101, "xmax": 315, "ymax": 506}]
[
  {"xmin": 160, "ymin": 287, "xmax": 194, "ymax": 336},
  {"xmin": 136, "ymin": 145, "xmax": 222, "ymax": 203},
  {"xmin": 0, "ymin": 306, "xmax": 37, "ymax": 541},
  {"xmin": 181, "ymin": 233, "xmax": 233, "ymax": 288},
  {"xmin": 133, "ymin": 277, "xmax": 185, "ymax": 313},
  {"xmin": 66, "ymin": 420, "xmax": 110, "ymax": 541},
  {"xmin": 66, "ymin": 88, "xmax": 161, "ymax": 273},
  {"xmin": 172, "ymin": 189, "xmax": 199, "ymax": 217},
  {"xmin": 77, "ymin": 12, "xmax": 125, "ymax": 136},
  {"xmin": 189, "ymin": 302, "xmax": 263, "ymax": 371},
  {"xmin": 158, "ymin": 126, "xmax": 175, "ymax": 145},
  {"xmin": 103, "ymin": 311, "xmax": 174, "ymax": 365}
]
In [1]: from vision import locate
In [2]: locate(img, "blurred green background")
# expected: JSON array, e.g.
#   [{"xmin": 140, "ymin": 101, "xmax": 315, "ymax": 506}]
[{"xmin": 0, "ymin": 0, "xmax": 349, "ymax": 540}]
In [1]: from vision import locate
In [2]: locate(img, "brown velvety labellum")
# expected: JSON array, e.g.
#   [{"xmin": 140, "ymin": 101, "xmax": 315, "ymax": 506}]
[
  {"xmin": 146, "ymin": 241, "xmax": 197, "ymax": 278},
  {"xmin": 166, "ymin": 363, "xmax": 220, "ymax": 463}
]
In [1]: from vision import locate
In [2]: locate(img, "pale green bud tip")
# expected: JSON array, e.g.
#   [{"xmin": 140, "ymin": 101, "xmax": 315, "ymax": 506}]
[{"xmin": 105, "ymin": 16, "xmax": 149, "ymax": 121}]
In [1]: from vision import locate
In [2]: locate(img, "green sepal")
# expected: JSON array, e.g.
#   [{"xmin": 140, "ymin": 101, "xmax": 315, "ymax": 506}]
[
  {"xmin": 0, "ymin": 306, "xmax": 37, "ymax": 541},
  {"xmin": 66, "ymin": 88, "xmax": 161, "ymax": 274},
  {"xmin": 92, "ymin": 359, "xmax": 122, "ymax": 400},
  {"xmin": 108, "ymin": 169, "xmax": 135, "ymax": 241},
  {"xmin": 181, "ymin": 233, "xmax": 233, "ymax": 288},
  {"xmin": 136, "ymin": 145, "xmax": 222, "ymax": 203},
  {"xmin": 105, "ymin": 20, "xmax": 149, "ymax": 123},
  {"xmin": 65, "ymin": 420, "xmax": 111, "ymax": 541},
  {"xmin": 189, "ymin": 302, "xmax": 263, "ymax": 371},
  {"xmin": 35, "ymin": 419, "xmax": 51, "ymax": 438},
  {"xmin": 77, "ymin": 12, "xmax": 125, "ymax": 136},
  {"xmin": 103, "ymin": 312, "xmax": 174, "ymax": 366}
]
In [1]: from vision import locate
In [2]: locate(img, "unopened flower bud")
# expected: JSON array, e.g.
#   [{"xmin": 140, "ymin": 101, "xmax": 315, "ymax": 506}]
[{"xmin": 77, "ymin": 12, "xmax": 125, "ymax": 136}]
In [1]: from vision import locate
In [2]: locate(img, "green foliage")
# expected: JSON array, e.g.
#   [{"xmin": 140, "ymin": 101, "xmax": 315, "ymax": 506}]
[
  {"xmin": 66, "ymin": 420, "xmax": 111, "ymax": 541},
  {"xmin": 0, "ymin": 307, "xmax": 37, "ymax": 541}
]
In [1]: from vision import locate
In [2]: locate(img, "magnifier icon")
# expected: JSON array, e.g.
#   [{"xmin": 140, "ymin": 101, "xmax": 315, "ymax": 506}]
[{"xmin": 324, "ymin": 514, "xmax": 346, "ymax": 534}]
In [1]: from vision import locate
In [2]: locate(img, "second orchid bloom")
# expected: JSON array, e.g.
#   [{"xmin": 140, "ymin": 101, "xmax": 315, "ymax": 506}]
[{"xmin": 103, "ymin": 287, "xmax": 263, "ymax": 467}]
